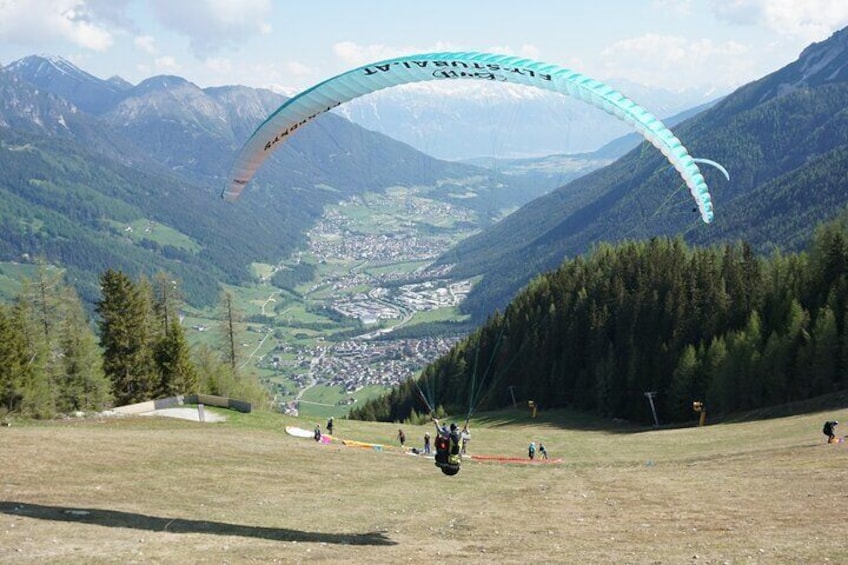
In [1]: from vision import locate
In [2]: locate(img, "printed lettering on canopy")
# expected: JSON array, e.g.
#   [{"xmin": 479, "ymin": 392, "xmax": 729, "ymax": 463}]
[{"xmin": 224, "ymin": 52, "xmax": 715, "ymax": 224}]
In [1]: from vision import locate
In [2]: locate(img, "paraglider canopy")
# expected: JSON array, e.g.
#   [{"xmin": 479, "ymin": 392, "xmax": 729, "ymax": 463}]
[
  {"xmin": 224, "ymin": 51, "xmax": 715, "ymax": 224},
  {"xmin": 692, "ymin": 158, "xmax": 729, "ymax": 181},
  {"xmin": 667, "ymin": 158, "xmax": 729, "ymax": 182}
]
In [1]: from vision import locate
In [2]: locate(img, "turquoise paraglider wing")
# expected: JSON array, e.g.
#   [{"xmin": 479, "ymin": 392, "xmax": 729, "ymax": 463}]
[
  {"xmin": 224, "ymin": 51, "xmax": 715, "ymax": 224},
  {"xmin": 666, "ymin": 158, "xmax": 729, "ymax": 183},
  {"xmin": 693, "ymin": 158, "xmax": 730, "ymax": 182}
]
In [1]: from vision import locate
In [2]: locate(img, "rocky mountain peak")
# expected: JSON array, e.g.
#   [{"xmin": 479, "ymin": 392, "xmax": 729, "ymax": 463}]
[
  {"xmin": 6, "ymin": 54, "xmax": 129, "ymax": 114},
  {"xmin": 795, "ymin": 26, "xmax": 848, "ymax": 86}
]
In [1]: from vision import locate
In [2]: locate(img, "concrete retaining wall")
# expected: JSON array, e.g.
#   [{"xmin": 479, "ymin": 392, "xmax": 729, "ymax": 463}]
[{"xmin": 111, "ymin": 394, "xmax": 251, "ymax": 415}]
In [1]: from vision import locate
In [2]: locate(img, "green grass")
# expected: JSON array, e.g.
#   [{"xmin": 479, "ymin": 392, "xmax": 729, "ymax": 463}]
[
  {"xmin": 251, "ymin": 262, "xmax": 276, "ymax": 281},
  {"xmin": 299, "ymin": 383, "xmax": 348, "ymax": 405},
  {"xmin": 364, "ymin": 260, "xmax": 431, "ymax": 276},
  {"xmin": 104, "ymin": 219, "xmax": 200, "ymax": 252},
  {"xmin": 405, "ymin": 305, "xmax": 470, "ymax": 325},
  {"xmin": 294, "ymin": 385, "xmax": 394, "ymax": 420},
  {"xmin": 3, "ymin": 402, "xmax": 848, "ymax": 563},
  {"xmin": 0, "ymin": 262, "xmax": 65, "ymax": 302}
]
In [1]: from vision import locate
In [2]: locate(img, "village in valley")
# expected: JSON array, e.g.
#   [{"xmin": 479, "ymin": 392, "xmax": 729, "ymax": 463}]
[{"xmin": 242, "ymin": 189, "xmax": 480, "ymax": 415}]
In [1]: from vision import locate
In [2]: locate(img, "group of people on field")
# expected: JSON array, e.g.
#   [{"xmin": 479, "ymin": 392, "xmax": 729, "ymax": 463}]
[
  {"xmin": 313, "ymin": 415, "xmax": 557, "ymax": 473},
  {"xmin": 399, "ymin": 420, "xmax": 470, "ymax": 455},
  {"xmin": 528, "ymin": 441, "xmax": 548, "ymax": 460},
  {"xmin": 312, "ymin": 417, "xmax": 335, "ymax": 442},
  {"xmin": 316, "ymin": 414, "xmax": 840, "ymax": 463}
]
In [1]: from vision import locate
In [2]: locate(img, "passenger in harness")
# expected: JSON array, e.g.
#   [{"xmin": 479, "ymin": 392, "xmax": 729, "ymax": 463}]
[{"xmin": 433, "ymin": 418, "xmax": 463, "ymax": 476}]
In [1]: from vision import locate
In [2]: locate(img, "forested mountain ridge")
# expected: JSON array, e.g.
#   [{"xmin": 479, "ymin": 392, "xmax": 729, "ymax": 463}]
[
  {"xmin": 446, "ymin": 26, "xmax": 848, "ymax": 320},
  {"xmin": 351, "ymin": 213, "xmax": 848, "ymax": 425}
]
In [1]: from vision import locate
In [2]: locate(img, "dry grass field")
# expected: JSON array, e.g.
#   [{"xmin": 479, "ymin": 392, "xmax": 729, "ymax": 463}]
[{"xmin": 2, "ymin": 405, "xmax": 847, "ymax": 564}]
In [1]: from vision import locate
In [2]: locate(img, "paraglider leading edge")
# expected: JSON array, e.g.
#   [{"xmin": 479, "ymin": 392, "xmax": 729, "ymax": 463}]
[{"xmin": 223, "ymin": 51, "xmax": 716, "ymax": 224}]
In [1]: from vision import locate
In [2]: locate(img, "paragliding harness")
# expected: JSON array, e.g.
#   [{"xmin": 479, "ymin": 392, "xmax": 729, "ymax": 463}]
[
  {"xmin": 414, "ymin": 315, "xmax": 520, "ymax": 478},
  {"xmin": 434, "ymin": 429, "xmax": 462, "ymax": 476}
]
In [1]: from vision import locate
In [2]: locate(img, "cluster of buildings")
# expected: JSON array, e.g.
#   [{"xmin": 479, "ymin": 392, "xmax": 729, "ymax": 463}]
[
  {"xmin": 269, "ymin": 335, "xmax": 461, "ymax": 417},
  {"xmin": 307, "ymin": 194, "xmax": 475, "ymax": 265},
  {"xmin": 307, "ymin": 336, "xmax": 459, "ymax": 390},
  {"xmin": 331, "ymin": 279, "xmax": 472, "ymax": 326},
  {"xmin": 266, "ymin": 190, "xmax": 479, "ymax": 409}
]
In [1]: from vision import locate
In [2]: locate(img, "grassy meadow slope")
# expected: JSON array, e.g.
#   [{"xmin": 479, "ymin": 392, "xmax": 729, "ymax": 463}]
[{"xmin": 2, "ymin": 404, "xmax": 848, "ymax": 563}]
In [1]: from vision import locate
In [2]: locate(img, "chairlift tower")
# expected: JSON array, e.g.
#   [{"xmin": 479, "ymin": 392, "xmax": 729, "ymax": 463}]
[{"xmin": 644, "ymin": 391, "xmax": 659, "ymax": 428}]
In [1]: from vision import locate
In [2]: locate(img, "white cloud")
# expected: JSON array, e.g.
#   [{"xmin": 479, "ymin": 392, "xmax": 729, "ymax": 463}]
[
  {"xmin": 65, "ymin": 16, "xmax": 113, "ymax": 50},
  {"xmin": 333, "ymin": 41, "xmax": 402, "ymax": 66},
  {"xmin": 711, "ymin": 0, "xmax": 848, "ymax": 41},
  {"xmin": 204, "ymin": 56, "xmax": 232, "ymax": 74},
  {"xmin": 0, "ymin": 0, "xmax": 276, "ymax": 60},
  {"xmin": 0, "ymin": 0, "xmax": 114, "ymax": 50},
  {"xmin": 652, "ymin": 0, "xmax": 694, "ymax": 16},
  {"xmin": 518, "ymin": 44, "xmax": 541, "ymax": 61},
  {"xmin": 332, "ymin": 41, "xmax": 544, "ymax": 68},
  {"xmin": 480, "ymin": 44, "xmax": 542, "ymax": 60},
  {"xmin": 84, "ymin": 0, "xmax": 134, "ymax": 29},
  {"xmin": 134, "ymin": 34, "xmax": 157, "ymax": 55},
  {"xmin": 148, "ymin": 0, "xmax": 273, "ymax": 57},
  {"xmin": 154, "ymin": 55, "xmax": 180, "ymax": 73},
  {"xmin": 285, "ymin": 61, "xmax": 313, "ymax": 77},
  {"xmin": 601, "ymin": 33, "xmax": 750, "ymax": 90}
]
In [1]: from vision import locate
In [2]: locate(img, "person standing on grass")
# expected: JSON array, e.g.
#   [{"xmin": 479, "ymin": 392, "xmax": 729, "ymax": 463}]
[
  {"xmin": 823, "ymin": 420, "xmax": 839, "ymax": 443},
  {"xmin": 460, "ymin": 423, "xmax": 471, "ymax": 455},
  {"xmin": 397, "ymin": 428, "xmax": 406, "ymax": 447},
  {"xmin": 314, "ymin": 424, "xmax": 322, "ymax": 442},
  {"xmin": 424, "ymin": 431, "xmax": 431, "ymax": 455},
  {"xmin": 539, "ymin": 443, "xmax": 549, "ymax": 460},
  {"xmin": 528, "ymin": 441, "xmax": 536, "ymax": 460},
  {"xmin": 326, "ymin": 417, "xmax": 334, "ymax": 436}
]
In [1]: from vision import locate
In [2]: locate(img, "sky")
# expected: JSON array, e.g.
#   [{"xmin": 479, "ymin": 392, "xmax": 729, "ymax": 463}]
[{"xmin": 1, "ymin": 0, "xmax": 848, "ymax": 96}]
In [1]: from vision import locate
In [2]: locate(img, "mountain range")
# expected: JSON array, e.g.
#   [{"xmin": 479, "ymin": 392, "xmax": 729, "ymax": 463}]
[
  {"xmin": 0, "ymin": 54, "xmax": 561, "ymax": 305},
  {"xmin": 337, "ymin": 79, "xmax": 720, "ymax": 159},
  {"xmin": 3, "ymin": 23, "xmax": 848, "ymax": 323}
]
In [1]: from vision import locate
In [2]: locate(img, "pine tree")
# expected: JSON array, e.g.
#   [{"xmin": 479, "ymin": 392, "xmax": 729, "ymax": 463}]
[
  {"xmin": 0, "ymin": 304, "xmax": 32, "ymax": 414},
  {"xmin": 96, "ymin": 270, "xmax": 156, "ymax": 405},
  {"xmin": 194, "ymin": 344, "xmax": 233, "ymax": 396},
  {"xmin": 56, "ymin": 287, "xmax": 111, "ymax": 412},
  {"xmin": 809, "ymin": 305, "xmax": 839, "ymax": 395},
  {"xmin": 12, "ymin": 294, "xmax": 52, "ymax": 417},
  {"xmin": 152, "ymin": 273, "xmax": 182, "ymax": 337},
  {"xmin": 784, "ymin": 299, "xmax": 811, "ymax": 401},
  {"xmin": 704, "ymin": 336, "xmax": 729, "ymax": 414},
  {"xmin": 155, "ymin": 318, "xmax": 199, "ymax": 397},
  {"xmin": 150, "ymin": 274, "xmax": 198, "ymax": 397},
  {"xmin": 668, "ymin": 345, "xmax": 699, "ymax": 421},
  {"xmin": 218, "ymin": 291, "xmax": 242, "ymax": 375},
  {"xmin": 761, "ymin": 331, "xmax": 790, "ymax": 405}
]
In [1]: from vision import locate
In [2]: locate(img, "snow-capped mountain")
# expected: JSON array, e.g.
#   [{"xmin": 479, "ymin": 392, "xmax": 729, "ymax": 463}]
[
  {"xmin": 337, "ymin": 79, "xmax": 721, "ymax": 160},
  {"xmin": 6, "ymin": 54, "xmax": 131, "ymax": 115}
]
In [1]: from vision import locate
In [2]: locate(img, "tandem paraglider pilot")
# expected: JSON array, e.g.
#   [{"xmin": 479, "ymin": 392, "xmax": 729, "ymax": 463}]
[{"xmin": 433, "ymin": 418, "xmax": 462, "ymax": 476}]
